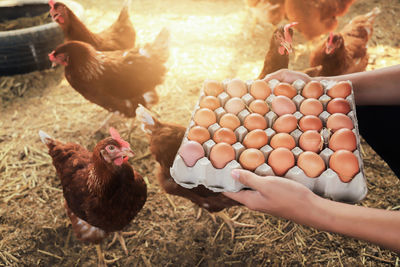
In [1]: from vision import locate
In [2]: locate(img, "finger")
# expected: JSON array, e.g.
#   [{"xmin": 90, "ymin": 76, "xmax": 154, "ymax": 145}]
[
  {"xmin": 231, "ymin": 169, "xmax": 267, "ymax": 190},
  {"xmin": 223, "ymin": 190, "xmax": 264, "ymax": 208},
  {"xmin": 263, "ymin": 69, "xmax": 287, "ymax": 82}
]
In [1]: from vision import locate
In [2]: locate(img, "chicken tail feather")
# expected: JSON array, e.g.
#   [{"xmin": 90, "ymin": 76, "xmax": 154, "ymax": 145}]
[
  {"xmin": 136, "ymin": 105, "xmax": 156, "ymax": 134},
  {"xmin": 145, "ymin": 28, "xmax": 170, "ymax": 63},
  {"xmin": 118, "ymin": 0, "xmax": 132, "ymax": 21},
  {"xmin": 123, "ymin": 0, "xmax": 132, "ymax": 8},
  {"xmin": 39, "ymin": 130, "xmax": 53, "ymax": 145},
  {"xmin": 368, "ymin": 7, "xmax": 381, "ymax": 19}
]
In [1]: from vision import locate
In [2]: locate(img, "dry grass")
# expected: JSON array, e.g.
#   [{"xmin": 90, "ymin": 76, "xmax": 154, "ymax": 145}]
[{"xmin": 1, "ymin": 0, "xmax": 399, "ymax": 266}]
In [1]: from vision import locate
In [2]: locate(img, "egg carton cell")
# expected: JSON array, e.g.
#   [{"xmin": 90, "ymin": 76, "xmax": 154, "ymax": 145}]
[{"xmin": 171, "ymin": 78, "xmax": 366, "ymax": 203}]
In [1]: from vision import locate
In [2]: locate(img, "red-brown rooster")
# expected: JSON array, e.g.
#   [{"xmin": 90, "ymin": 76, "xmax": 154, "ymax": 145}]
[
  {"xmin": 136, "ymin": 105, "xmax": 253, "ymax": 238},
  {"xmin": 49, "ymin": 0, "xmax": 136, "ymax": 51},
  {"xmin": 39, "ymin": 128, "xmax": 147, "ymax": 266},
  {"xmin": 285, "ymin": 0, "xmax": 356, "ymax": 40},
  {"xmin": 257, "ymin": 22, "xmax": 298, "ymax": 79},
  {"xmin": 48, "ymin": 28, "xmax": 169, "ymax": 118},
  {"xmin": 309, "ymin": 7, "xmax": 380, "ymax": 76}
]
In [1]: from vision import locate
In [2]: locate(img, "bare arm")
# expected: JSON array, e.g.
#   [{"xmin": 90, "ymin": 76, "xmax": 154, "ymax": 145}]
[
  {"xmin": 264, "ymin": 65, "xmax": 400, "ymax": 105},
  {"xmin": 224, "ymin": 170, "xmax": 400, "ymax": 253}
]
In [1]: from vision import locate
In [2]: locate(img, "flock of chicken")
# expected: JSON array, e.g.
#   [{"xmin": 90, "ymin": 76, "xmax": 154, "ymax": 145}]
[
  {"xmin": 251, "ymin": 0, "xmax": 381, "ymax": 78},
  {"xmin": 38, "ymin": 0, "xmax": 381, "ymax": 266}
]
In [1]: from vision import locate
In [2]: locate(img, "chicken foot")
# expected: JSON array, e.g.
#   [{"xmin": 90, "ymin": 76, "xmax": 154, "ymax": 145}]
[
  {"xmin": 212, "ymin": 210, "xmax": 256, "ymax": 239},
  {"xmin": 107, "ymin": 231, "xmax": 136, "ymax": 255},
  {"xmin": 95, "ymin": 243, "xmax": 120, "ymax": 267}
]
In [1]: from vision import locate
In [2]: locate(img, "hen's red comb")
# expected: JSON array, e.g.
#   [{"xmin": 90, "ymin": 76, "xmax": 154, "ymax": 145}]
[
  {"xmin": 327, "ymin": 32, "xmax": 334, "ymax": 46},
  {"xmin": 109, "ymin": 127, "xmax": 130, "ymax": 148},
  {"xmin": 283, "ymin": 22, "xmax": 298, "ymax": 42},
  {"xmin": 49, "ymin": 0, "xmax": 55, "ymax": 8}
]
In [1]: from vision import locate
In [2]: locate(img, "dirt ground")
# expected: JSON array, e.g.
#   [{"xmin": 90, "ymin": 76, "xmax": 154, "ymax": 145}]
[{"xmin": 1, "ymin": 0, "xmax": 400, "ymax": 266}]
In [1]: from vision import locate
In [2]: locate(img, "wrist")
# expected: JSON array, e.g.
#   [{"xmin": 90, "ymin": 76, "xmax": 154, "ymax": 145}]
[{"xmin": 299, "ymin": 193, "xmax": 335, "ymax": 231}]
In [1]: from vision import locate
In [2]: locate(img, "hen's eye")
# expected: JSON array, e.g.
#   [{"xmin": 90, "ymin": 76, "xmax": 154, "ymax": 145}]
[{"xmin": 107, "ymin": 145, "xmax": 115, "ymax": 151}]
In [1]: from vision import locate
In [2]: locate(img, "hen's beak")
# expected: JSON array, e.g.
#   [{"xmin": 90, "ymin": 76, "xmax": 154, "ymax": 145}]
[
  {"xmin": 48, "ymin": 52, "xmax": 57, "ymax": 68},
  {"xmin": 120, "ymin": 147, "xmax": 135, "ymax": 158},
  {"xmin": 325, "ymin": 45, "xmax": 335, "ymax": 55},
  {"xmin": 280, "ymin": 40, "xmax": 293, "ymax": 54}
]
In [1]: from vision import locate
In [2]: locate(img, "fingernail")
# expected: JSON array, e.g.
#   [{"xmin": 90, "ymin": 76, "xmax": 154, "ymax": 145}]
[{"xmin": 231, "ymin": 169, "xmax": 240, "ymax": 180}]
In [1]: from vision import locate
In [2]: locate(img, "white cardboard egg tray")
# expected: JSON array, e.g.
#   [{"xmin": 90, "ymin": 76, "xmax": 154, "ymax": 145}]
[{"xmin": 170, "ymin": 79, "xmax": 367, "ymax": 203}]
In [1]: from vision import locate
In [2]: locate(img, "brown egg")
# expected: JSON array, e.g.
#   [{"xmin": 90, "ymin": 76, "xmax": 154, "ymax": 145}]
[
  {"xmin": 178, "ymin": 141, "xmax": 205, "ymax": 167},
  {"xmin": 326, "ymin": 98, "xmax": 351, "ymax": 114},
  {"xmin": 224, "ymin": 97, "xmax": 245, "ymax": 115},
  {"xmin": 243, "ymin": 129, "xmax": 268, "ymax": 149},
  {"xmin": 227, "ymin": 79, "xmax": 247, "ymax": 97},
  {"xmin": 219, "ymin": 113, "xmax": 241, "ymax": 130},
  {"xmin": 299, "ymin": 130, "xmax": 323, "ymax": 153},
  {"xmin": 299, "ymin": 98, "xmax": 323, "ymax": 116},
  {"xmin": 268, "ymin": 147, "xmax": 295, "ymax": 176},
  {"xmin": 193, "ymin": 108, "xmax": 217, "ymax": 128},
  {"xmin": 270, "ymin": 133, "xmax": 296, "ymax": 150},
  {"xmin": 244, "ymin": 113, "xmax": 268, "ymax": 131},
  {"xmin": 199, "ymin": 96, "xmax": 221, "ymax": 110},
  {"xmin": 302, "ymin": 81, "xmax": 324, "ymax": 99},
  {"xmin": 250, "ymin": 80, "xmax": 271, "ymax": 100},
  {"xmin": 209, "ymin": 143, "xmax": 236, "ymax": 169},
  {"xmin": 249, "ymin": 99, "xmax": 269, "ymax": 115},
  {"xmin": 328, "ymin": 128, "xmax": 357, "ymax": 151},
  {"xmin": 329, "ymin": 150, "xmax": 359, "ymax": 182},
  {"xmin": 239, "ymin": 148, "xmax": 265, "ymax": 171},
  {"xmin": 297, "ymin": 151, "xmax": 326, "ymax": 178},
  {"xmin": 271, "ymin": 95, "xmax": 297, "ymax": 116},
  {"xmin": 327, "ymin": 81, "xmax": 352, "ymax": 98},
  {"xmin": 204, "ymin": 80, "xmax": 224, "ymax": 96},
  {"xmin": 188, "ymin": 126, "xmax": 210, "ymax": 144},
  {"xmin": 272, "ymin": 114, "xmax": 298, "ymax": 133},
  {"xmin": 326, "ymin": 113, "xmax": 354, "ymax": 132},
  {"xmin": 213, "ymin": 128, "xmax": 237, "ymax": 144},
  {"xmin": 299, "ymin": 115, "xmax": 323, "ymax": 131},
  {"xmin": 274, "ymin": 82, "xmax": 297, "ymax": 99}
]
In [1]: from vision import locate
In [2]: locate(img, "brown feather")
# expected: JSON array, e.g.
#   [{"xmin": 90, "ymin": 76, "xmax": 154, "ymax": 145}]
[
  {"xmin": 142, "ymin": 112, "xmax": 241, "ymax": 213},
  {"xmin": 285, "ymin": 0, "xmax": 356, "ymax": 40},
  {"xmin": 43, "ymin": 135, "xmax": 147, "ymax": 241},
  {"xmin": 52, "ymin": 2, "xmax": 135, "ymax": 51},
  {"xmin": 309, "ymin": 8, "xmax": 379, "ymax": 76}
]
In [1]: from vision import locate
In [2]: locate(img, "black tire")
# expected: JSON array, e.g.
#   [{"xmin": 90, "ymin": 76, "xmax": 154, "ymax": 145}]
[{"xmin": 0, "ymin": 0, "xmax": 84, "ymax": 76}]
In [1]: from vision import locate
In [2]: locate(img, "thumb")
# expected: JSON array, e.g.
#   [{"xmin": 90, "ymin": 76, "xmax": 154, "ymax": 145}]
[
  {"xmin": 263, "ymin": 69, "xmax": 287, "ymax": 82},
  {"xmin": 231, "ymin": 169, "xmax": 266, "ymax": 190}
]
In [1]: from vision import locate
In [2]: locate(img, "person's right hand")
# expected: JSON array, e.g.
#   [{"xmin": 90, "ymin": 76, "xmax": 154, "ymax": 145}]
[
  {"xmin": 223, "ymin": 169, "xmax": 320, "ymax": 224},
  {"xmin": 263, "ymin": 69, "xmax": 313, "ymax": 84}
]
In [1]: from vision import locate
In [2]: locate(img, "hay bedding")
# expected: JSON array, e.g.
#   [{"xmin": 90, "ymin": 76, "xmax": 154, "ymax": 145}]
[
  {"xmin": 0, "ymin": 12, "xmax": 52, "ymax": 31},
  {"xmin": 1, "ymin": 0, "xmax": 399, "ymax": 266}
]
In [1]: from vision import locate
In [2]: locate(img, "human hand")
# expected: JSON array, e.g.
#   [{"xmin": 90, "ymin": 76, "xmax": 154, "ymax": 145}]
[
  {"xmin": 223, "ymin": 169, "xmax": 319, "ymax": 223},
  {"xmin": 263, "ymin": 68, "xmax": 313, "ymax": 84}
]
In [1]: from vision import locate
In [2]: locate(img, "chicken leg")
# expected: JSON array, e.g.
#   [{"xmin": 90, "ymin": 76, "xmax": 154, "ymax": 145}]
[
  {"xmin": 208, "ymin": 210, "xmax": 256, "ymax": 239},
  {"xmin": 95, "ymin": 243, "xmax": 120, "ymax": 267},
  {"xmin": 107, "ymin": 231, "xmax": 136, "ymax": 255}
]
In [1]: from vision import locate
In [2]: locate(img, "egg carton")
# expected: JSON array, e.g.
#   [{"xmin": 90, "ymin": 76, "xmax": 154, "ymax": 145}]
[{"xmin": 170, "ymin": 79, "xmax": 367, "ymax": 203}]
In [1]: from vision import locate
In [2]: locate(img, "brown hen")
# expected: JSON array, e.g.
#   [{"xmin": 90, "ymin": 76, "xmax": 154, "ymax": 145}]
[
  {"xmin": 258, "ymin": 22, "xmax": 297, "ymax": 79},
  {"xmin": 285, "ymin": 0, "xmax": 356, "ymax": 40},
  {"xmin": 136, "ymin": 106, "xmax": 253, "ymax": 238},
  {"xmin": 49, "ymin": 0, "xmax": 135, "ymax": 51},
  {"xmin": 39, "ymin": 128, "xmax": 147, "ymax": 266},
  {"xmin": 48, "ymin": 28, "xmax": 169, "ymax": 118},
  {"xmin": 309, "ymin": 7, "xmax": 380, "ymax": 76},
  {"xmin": 245, "ymin": 0, "xmax": 286, "ymax": 34}
]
